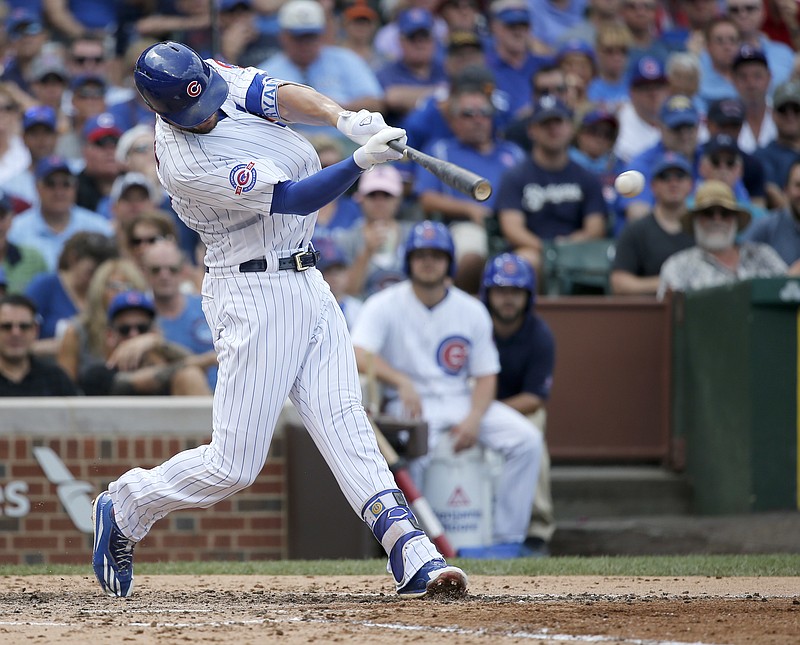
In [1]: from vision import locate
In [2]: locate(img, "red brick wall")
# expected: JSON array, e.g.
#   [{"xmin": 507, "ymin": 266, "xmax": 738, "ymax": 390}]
[{"xmin": 0, "ymin": 434, "xmax": 286, "ymax": 565}]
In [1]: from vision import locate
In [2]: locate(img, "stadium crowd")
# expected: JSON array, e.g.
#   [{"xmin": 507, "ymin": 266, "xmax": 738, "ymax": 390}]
[{"xmin": 0, "ymin": 0, "xmax": 798, "ymax": 398}]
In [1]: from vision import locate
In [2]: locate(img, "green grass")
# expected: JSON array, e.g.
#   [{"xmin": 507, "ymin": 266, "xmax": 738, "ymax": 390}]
[{"xmin": 2, "ymin": 554, "xmax": 799, "ymax": 578}]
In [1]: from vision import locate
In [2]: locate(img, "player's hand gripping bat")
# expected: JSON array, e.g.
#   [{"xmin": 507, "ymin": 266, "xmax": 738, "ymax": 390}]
[{"xmin": 387, "ymin": 140, "xmax": 492, "ymax": 202}]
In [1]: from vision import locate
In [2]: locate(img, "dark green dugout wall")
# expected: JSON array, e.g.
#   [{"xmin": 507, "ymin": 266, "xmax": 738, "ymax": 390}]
[{"xmin": 672, "ymin": 278, "xmax": 800, "ymax": 514}]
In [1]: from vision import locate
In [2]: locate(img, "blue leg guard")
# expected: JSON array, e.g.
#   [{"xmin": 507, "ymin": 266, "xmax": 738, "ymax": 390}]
[{"xmin": 362, "ymin": 489, "xmax": 426, "ymax": 585}]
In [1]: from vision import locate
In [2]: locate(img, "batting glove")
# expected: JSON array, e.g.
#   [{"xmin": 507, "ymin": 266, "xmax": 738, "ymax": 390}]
[
  {"xmin": 337, "ymin": 109, "xmax": 391, "ymax": 145},
  {"xmin": 353, "ymin": 127, "xmax": 407, "ymax": 170}
]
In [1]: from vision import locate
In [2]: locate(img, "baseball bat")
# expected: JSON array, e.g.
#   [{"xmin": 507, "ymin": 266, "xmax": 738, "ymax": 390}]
[{"xmin": 387, "ymin": 140, "xmax": 492, "ymax": 202}]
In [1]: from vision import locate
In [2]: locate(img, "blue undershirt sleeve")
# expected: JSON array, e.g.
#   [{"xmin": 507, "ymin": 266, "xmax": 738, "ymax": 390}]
[{"xmin": 270, "ymin": 157, "xmax": 365, "ymax": 216}]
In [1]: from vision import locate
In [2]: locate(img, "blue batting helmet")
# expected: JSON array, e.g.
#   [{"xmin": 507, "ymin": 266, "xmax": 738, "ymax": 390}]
[
  {"xmin": 134, "ymin": 42, "xmax": 228, "ymax": 128},
  {"xmin": 480, "ymin": 253, "xmax": 536, "ymax": 310},
  {"xmin": 403, "ymin": 220, "xmax": 456, "ymax": 277}
]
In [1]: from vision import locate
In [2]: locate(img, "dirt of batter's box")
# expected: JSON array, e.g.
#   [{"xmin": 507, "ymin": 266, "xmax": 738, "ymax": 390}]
[{"xmin": 0, "ymin": 575, "xmax": 797, "ymax": 645}]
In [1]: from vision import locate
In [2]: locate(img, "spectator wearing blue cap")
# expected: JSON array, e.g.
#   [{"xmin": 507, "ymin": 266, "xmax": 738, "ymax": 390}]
[
  {"xmin": 727, "ymin": 0, "xmax": 794, "ymax": 88},
  {"xmin": 7, "ymin": 155, "xmax": 112, "ymax": 272},
  {"xmin": 76, "ymin": 112, "xmax": 124, "ymax": 217},
  {"xmin": 4, "ymin": 106, "xmax": 60, "ymax": 208},
  {"xmin": 732, "ymin": 44, "xmax": 776, "ymax": 153},
  {"xmin": 374, "ymin": 0, "xmax": 449, "ymax": 63},
  {"xmin": 376, "ymin": 9, "xmax": 448, "ymax": 122},
  {"xmin": 486, "ymin": 0, "xmax": 550, "ymax": 118},
  {"xmin": 496, "ymin": 95, "xmax": 607, "ymax": 273},
  {"xmin": 0, "ymin": 9, "xmax": 48, "ymax": 96},
  {"xmin": 614, "ymin": 56, "xmax": 670, "ymax": 162},
  {"xmin": 587, "ymin": 23, "xmax": 635, "ymax": 114},
  {"xmin": 260, "ymin": 0, "xmax": 383, "ymax": 121},
  {"xmin": 611, "ymin": 152, "xmax": 694, "ymax": 295},
  {"xmin": 0, "ymin": 188, "xmax": 49, "ymax": 296},
  {"xmin": 621, "ymin": 94, "xmax": 702, "ymax": 223},
  {"xmin": 78, "ymin": 289, "xmax": 211, "ymax": 396},
  {"xmin": 695, "ymin": 133, "xmax": 766, "ymax": 220}
]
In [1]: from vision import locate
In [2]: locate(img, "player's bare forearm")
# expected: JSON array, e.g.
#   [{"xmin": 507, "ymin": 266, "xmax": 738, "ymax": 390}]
[
  {"xmin": 467, "ymin": 374, "xmax": 496, "ymax": 423},
  {"xmin": 277, "ymin": 84, "xmax": 345, "ymax": 126},
  {"xmin": 340, "ymin": 96, "xmax": 385, "ymax": 113}
]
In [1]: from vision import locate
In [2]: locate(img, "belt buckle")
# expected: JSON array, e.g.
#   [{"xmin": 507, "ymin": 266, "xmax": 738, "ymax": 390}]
[{"xmin": 292, "ymin": 251, "xmax": 311, "ymax": 271}]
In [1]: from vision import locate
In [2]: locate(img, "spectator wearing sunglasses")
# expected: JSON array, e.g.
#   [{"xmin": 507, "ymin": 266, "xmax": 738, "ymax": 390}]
[
  {"xmin": 658, "ymin": 180, "xmax": 786, "ymax": 299},
  {"xmin": 120, "ymin": 210, "xmax": 177, "ymax": 271},
  {"xmin": 0, "ymin": 294, "xmax": 79, "ymax": 396},
  {"xmin": 587, "ymin": 23, "xmax": 635, "ymax": 115},
  {"xmin": 7, "ymin": 155, "xmax": 112, "ymax": 272},
  {"xmin": 0, "ymin": 9, "xmax": 49, "ymax": 98},
  {"xmin": 754, "ymin": 81, "xmax": 800, "ymax": 208},
  {"xmin": 0, "ymin": 189, "xmax": 48, "ymax": 295},
  {"xmin": 142, "ymin": 239, "xmax": 218, "ymax": 390},
  {"xmin": 78, "ymin": 290, "xmax": 211, "ymax": 397}
]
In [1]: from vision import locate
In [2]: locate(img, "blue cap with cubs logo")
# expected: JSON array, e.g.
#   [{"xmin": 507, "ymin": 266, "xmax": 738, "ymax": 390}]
[
  {"xmin": 35, "ymin": 155, "xmax": 73, "ymax": 179},
  {"xmin": 23, "ymin": 105, "xmax": 57, "ymax": 131},
  {"xmin": 134, "ymin": 41, "xmax": 229, "ymax": 128},
  {"xmin": 732, "ymin": 44, "xmax": 768, "ymax": 71},
  {"xmin": 630, "ymin": 56, "xmax": 667, "ymax": 87},
  {"xmin": 404, "ymin": 220, "xmax": 456, "ymax": 277},
  {"xmin": 107, "ymin": 291, "xmax": 156, "ymax": 322},
  {"xmin": 480, "ymin": 252, "xmax": 536, "ymax": 310},
  {"xmin": 651, "ymin": 151, "xmax": 692, "ymax": 178}
]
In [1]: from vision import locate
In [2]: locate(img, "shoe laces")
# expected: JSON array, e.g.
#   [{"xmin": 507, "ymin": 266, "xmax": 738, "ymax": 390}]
[{"xmin": 110, "ymin": 527, "xmax": 135, "ymax": 572}]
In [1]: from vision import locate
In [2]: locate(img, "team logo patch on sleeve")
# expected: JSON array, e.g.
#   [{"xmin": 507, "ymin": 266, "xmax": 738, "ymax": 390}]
[
  {"xmin": 436, "ymin": 336, "xmax": 470, "ymax": 375},
  {"xmin": 229, "ymin": 162, "xmax": 257, "ymax": 195}
]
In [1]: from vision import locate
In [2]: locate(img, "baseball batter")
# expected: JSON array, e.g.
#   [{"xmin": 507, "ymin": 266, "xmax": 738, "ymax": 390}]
[
  {"xmin": 91, "ymin": 41, "xmax": 466, "ymax": 600},
  {"xmin": 351, "ymin": 221, "xmax": 544, "ymax": 557}
]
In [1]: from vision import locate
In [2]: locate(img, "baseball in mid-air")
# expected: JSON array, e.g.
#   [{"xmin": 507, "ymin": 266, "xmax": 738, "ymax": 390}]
[{"xmin": 614, "ymin": 170, "xmax": 646, "ymax": 198}]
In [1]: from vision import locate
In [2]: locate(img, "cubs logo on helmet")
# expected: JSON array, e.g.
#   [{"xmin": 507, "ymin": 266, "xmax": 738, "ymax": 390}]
[
  {"xmin": 403, "ymin": 220, "xmax": 456, "ymax": 277},
  {"xmin": 134, "ymin": 41, "xmax": 228, "ymax": 128},
  {"xmin": 480, "ymin": 253, "xmax": 536, "ymax": 310}
]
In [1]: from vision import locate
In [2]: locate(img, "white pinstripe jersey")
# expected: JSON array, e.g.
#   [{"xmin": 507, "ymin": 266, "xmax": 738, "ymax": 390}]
[
  {"xmin": 154, "ymin": 60, "xmax": 321, "ymax": 268},
  {"xmin": 351, "ymin": 281, "xmax": 500, "ymax": 400}
]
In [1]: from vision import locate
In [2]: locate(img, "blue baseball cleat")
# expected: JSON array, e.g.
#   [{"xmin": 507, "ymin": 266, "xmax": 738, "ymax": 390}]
[
  {"xmin": 92, "ymin": 491, "xmax": 136, "ymax": 598},
  {"xmin": 397, "ymin": 558, "xmax": 468, "ymax": 599}
]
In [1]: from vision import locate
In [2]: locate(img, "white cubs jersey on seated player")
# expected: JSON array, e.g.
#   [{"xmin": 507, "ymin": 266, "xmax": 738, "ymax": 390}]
[
  {"xmin": 351, "ymin": 280, "xmax": 500, "ymax": 400},
  {"xmin": 154, "ymin": 60, "xmax": 320, "ymax": 268}
]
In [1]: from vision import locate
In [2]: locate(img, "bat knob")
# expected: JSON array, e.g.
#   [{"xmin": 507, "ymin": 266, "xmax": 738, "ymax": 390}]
[{"xmin": 473, "ymin": 181, "xmax": 492, "ymax": 202}]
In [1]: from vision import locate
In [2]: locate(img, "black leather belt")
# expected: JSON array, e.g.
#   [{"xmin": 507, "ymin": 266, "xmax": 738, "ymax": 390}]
[{"xmin": 205, "ymin": 250, "xmax": 319, "ymax": 273}]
